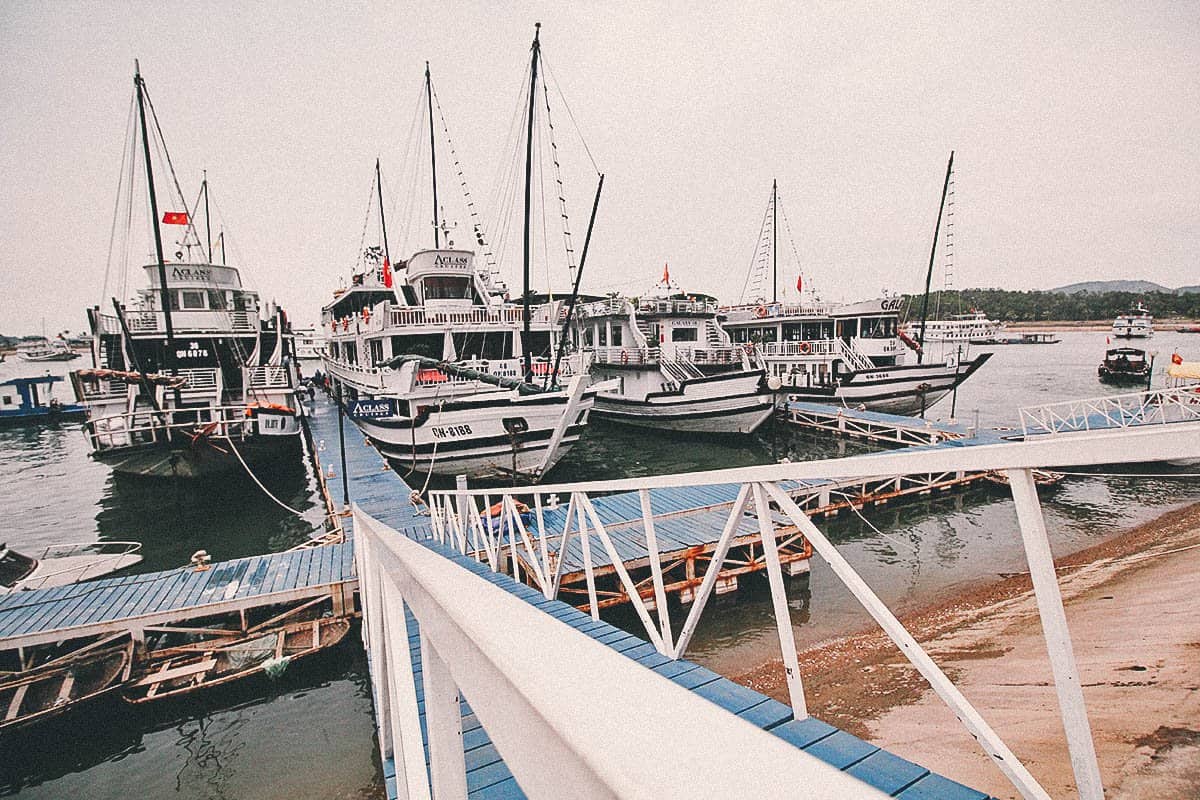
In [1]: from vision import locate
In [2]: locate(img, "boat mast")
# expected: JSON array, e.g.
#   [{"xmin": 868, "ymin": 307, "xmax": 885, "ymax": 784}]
[
  {"xmin": 772, "ymin": 178, "xmax": 778, "ymax": 304},
  {"xmin": 426, "ymin": 62, "xmax": 440, "ymax": 248},
  {"xmin": 375, "ymin": 158, "xmax": 393, "ymax": 269},
  {"xmin": 521, "ymin": 23, "xmax": 541, "ymax": 383},
  {"xmin": 203, "ymin": 171, "xmax": 212, "ymax": 263},
  {"xmin": 550, "ymin": 173, "xmax": 604, "ymax": 387},
  {"xmin": 134, "ymin": 61, "xmax": 176, "ymax": 370},
  {"xmin": 916, "ymin": 150, "xmax": 954, "ymax": 364}
]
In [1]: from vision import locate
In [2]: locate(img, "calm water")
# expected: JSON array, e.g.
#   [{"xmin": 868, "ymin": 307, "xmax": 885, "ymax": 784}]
[{"xmin": 2, "ymin": 331, "xmax": 1198, "ymax": 796}]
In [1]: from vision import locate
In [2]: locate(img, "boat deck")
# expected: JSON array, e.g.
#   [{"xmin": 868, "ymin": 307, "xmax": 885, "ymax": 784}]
[{"xmin": 309, "ymin": 394, "xmax": 992, "ymax": 799}]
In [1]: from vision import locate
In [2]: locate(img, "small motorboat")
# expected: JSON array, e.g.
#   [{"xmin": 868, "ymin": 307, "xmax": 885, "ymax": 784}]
[
  {"xmin": 0, "ymin": 637, "xmax": 134, "ymax": 734},
  {"xmin": 125, "ymin": 616, "xmax": 352, "ymax": 703},
  {"xmin": 1098, "ymin": 347, "xmax": 1151, "ymax": 386},
  {"xmin": 0, "ymin": 541, "xmax": 143, "ymax": 593},
  {"xmin": 16, "ymin": 337, "xmax": 80, "ymax": 362},
  {"xmin": 0, "ymin": 375, "xmax": 86, "ymax": 426}
]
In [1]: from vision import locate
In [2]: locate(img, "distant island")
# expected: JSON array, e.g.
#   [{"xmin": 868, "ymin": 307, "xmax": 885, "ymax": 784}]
[{"xmin": 901, "ymin": 285, "xmax": 1200, "ymax": 323}]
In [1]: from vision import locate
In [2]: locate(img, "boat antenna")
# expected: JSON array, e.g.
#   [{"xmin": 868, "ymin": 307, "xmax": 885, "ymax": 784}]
[
  {"xmin": 376, "ymin": 158, "xmax": 393, "ymax": 270},
  {"xmin": 916, "ymin": 150, "xmax": 954, "ymax": 364},
  {"xmin": 550, "ymin": 173, "xmax": 604, "ymax": 388},
  {"xmin": 772, "ymin": 178, "xmax": 778, "ymax": 304},
  {"xmin": 134, "ymin": 60, "xmax": 177, "ymax": 371},
  {"xmin": 426, "ymin": 61, "xmax": 440, "ymax": 248},
  {"xmin": 203, "ymin": 170, "xmax": 212, "ymax": 262},
  {"xmin": 521, "ymin": 23, "xmax": 541, "ymax": 383}
]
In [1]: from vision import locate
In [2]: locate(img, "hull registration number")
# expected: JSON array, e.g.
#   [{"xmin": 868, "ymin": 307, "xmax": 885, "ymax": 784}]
[{"xmin": 431, "ymin": 424, "xmax": 473, "ymax": 439}]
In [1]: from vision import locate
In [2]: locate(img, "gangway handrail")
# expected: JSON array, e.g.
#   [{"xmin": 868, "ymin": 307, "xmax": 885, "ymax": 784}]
[
  {"xmin": 1019, "ymin": 385, "xmax": 1200, "ymax": 436},
  {"xmin": 353, "ymin": 506, "xmax": 889, "ymax": 800}
]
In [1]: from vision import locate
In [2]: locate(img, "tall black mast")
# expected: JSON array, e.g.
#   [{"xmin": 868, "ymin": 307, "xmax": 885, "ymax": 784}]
[
  {"xmin": 134, "ymin": 61, "xmax": 176, "ymax": 371},
  {"xmin": 375, "ymin": 158, "xmax": 393, "ymax": 269},
  {"xmin": 916, "ymin": 150, "xmax": 954, "ymax": 364},
  {"xmin": 202, "ymin": 170, "xmax": 212, "ymax": 262},
  {"xmin": 521, "ymin": 23, "xmax": 541, "ymax": 383},
  {"xmin": 550, "ymin": 173, "xmax": 604, "ymax": 388},
  {"xmin": 426, "ymin": 62, "xmax": 440, "ymax": 248},
  {"xmin": 772, "ymin": 178, "xmax": 778, "ymax": 304}
]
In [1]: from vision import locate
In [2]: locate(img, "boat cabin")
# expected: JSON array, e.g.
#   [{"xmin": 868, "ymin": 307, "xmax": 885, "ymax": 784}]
[{"xmin": 0, "ymin": 375, "xmax": 85, "ymax": 424}]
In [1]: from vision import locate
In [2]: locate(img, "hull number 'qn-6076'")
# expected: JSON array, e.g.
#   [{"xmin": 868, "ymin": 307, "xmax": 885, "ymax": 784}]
[{"xmin": 431, "ymin": 424, "xmax": 473, "ymax": 439}]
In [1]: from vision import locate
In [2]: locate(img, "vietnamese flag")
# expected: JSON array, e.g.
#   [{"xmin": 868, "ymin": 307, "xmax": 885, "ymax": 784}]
[
  {"xmin": 1172, "ymin": 352, "xmax": 1184, "ymax": 365},
  {"xmin": 383, "ymin": 257, "xmax": 393, "ymax": 288},
  {"xmin": 796, "ymin": 274, "xmax": 803, "ymax": 293},
  {"xmin": 162, "ymin": 211, "xmax": 189, "ymax": 225},
  {"xmin": 662, "ymin": 262, "xmax": 670, "ymax": 284}
]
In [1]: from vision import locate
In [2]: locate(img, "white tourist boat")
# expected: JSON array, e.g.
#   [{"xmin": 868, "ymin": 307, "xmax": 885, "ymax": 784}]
[
  {"xmin": 322, "ymin": 49, "xmax": 598, "ymax": 482},
  {"xmin": 1112, "ymin": 302, "xmax": 1153, "ymax": 338},
  {"xmin": 722, "ymin": 172, "xmax": 990, "ymax": 416},
  {"xmin": 901, "ymin": 309, "xmax": 1006, "ymax": 345},
  {"xmin": 293, "ymin": 326, "xmax": 324, "ymax": 360},
  {"xmin": 0, "ymin": 541, "xmax": 143, "ymax": 593},
  {"xmin": 70, "ymin": 66, "xmax": 303, "ymax": 478},
  {"xmin": 574, "ymin": 269, "xmax": 773, "ymax": 434}
]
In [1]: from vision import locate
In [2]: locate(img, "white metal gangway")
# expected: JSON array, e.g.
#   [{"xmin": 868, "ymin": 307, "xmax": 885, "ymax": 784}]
[
  {"xmin": 414, "ymin": 421, "xmax": 1200, "ymax": 800},
  {"xmin": 1019, "ymin": 385, "xmax": 1200, "ymax": 437}
]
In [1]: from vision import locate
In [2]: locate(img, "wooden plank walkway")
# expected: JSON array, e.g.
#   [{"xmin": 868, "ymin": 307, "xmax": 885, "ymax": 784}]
[
  {"xmin": 310, "ymin": 393, "xmax": 993, "ymax": 799},
  {"xmin": 0, "ymin": 543, "xmax": 356, "ymax": 650}
]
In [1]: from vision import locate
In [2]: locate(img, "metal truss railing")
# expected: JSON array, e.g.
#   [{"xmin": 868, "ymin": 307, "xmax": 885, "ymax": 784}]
[{"xmin": 1019, "ymin": 386, "xmax": 1200, "ymax": 437}]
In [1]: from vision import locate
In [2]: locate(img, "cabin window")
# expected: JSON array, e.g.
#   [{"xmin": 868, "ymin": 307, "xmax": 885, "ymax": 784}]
[
  {"xmin": 181, "ymin": 290, "xmax": 207, "ymax": 310},
  {"xmin": 369, "ymin": 339, "xmax": 384, "ymax": 366},
  {"xmin": 2, "ymin": 395, "xmax": 12, "ymax": 406},
  {"xmin": 208, "ymin": 290, "xmax": 228, "ymax": 310},
  {"xmin": 598, "ymin": 326, "xmax": 608, "ymax": 346},
  {"xmin": 671, "ymin": 327, "xmax": 698, "ymax": 342},
  {"xmin": 422, "ymin": 276, "xmax": 473, "ymax": 301},
  {"xmin": 611, "ymin": 326, "xmax": 622, "ymax": 346}
]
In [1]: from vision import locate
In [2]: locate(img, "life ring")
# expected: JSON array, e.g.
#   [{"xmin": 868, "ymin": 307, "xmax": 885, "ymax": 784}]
[
  {"xmin": 755, "ymin": 305, "xmax": 768, "ymax": 318},
  {"xmin": 620, "ymin": 350, "xmax": 629, "ymax": 364},
  {"xmin": 362, "ymin": 307, "xmax": 371, "ymax": 322},
  {"xmin": 798, "ymin": 341, "xmax": 811, "ymax": 354},
  {"xmin": 743, "ymin": 342, "xmax": 755, "ymax": 354}
]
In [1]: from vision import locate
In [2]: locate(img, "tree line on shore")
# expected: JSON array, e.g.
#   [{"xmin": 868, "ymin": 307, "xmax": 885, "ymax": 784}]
[{"xmin": 900, "ymin": 289, "xmax": 1200, "ymax": 322}]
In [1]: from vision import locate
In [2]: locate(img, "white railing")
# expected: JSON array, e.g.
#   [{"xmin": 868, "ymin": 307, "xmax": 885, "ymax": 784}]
[
  {"xmin": 577, "ymin": 297, "xmax": 630, "ymax": 318},
  {"xmin": 758, "ymin": 339, "xmax": 843, "ymax": 358},
  {"xmin": 353, "ymin": 506, "xmax": 887, "ymax": 799},
  {"xmin": 636, "ymin": 298, "xmax": 717, "ymax": 315},
  {"xmin": 122, "ymin": 310, "xmax": 257, "ymax": 334},
  {"xmin": 385, "ymin": 304, "xmax": 554, "ymax": 329},
  {"xmin": 246, "ymin": 365, "xmax": 292, "ymax": 390},
  {"xmin": 419, "ymin": 423, "xmax": 1200, "ymax": 800},
  {"xmin": 1019, "ymin": 386, "xmax": 1200, "ymax": 437},
  {"xmin": 77, "ymin": 377, "xmax": 130, "ymax": 400},
  {"xmin": 720, "ymin": 301, "xmax": 837, "ymax": 321},
  {"xmin": 590, "ymin": 346, "xmax": 660, "ymax": 366},
  {"xmin": 175, "ymin": 367, "xmax": 220, "ymax": 392},
  {"xmin": 667, "ymin": 345, "xmax": 746, "ymax": 366},
  {"xmin": 83, "ymin": 403, "xmax": 277, "ymax": 453}
]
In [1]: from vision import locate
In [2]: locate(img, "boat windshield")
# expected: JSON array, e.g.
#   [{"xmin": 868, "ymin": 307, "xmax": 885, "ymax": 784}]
[{"xmin": 422, "ymin": 276, "xmax": 474, "ymax": 301}]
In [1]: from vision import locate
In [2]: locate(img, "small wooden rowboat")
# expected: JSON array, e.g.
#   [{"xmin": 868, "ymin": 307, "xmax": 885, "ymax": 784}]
[
  {"xmin": 0, "ymin": 636, "xmax": 133, "ymax": 733},
  {"xmin": 125, "ymin": 617, "xmax": 351, "ymax": 704}
]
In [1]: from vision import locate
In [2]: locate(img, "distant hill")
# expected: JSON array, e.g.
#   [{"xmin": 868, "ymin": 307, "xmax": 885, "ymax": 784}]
[
  {"xmin": 1177, "ymin": 285, "xmax": 1200, "ymax": 294},
  {"xmin": 1051, "ymin": 280, "xmax": 1172, "ymax": 295}
]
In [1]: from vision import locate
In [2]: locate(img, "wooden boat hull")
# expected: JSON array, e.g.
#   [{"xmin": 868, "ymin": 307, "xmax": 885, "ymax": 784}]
[
  {"xmin": 126, "ymin": 617, "xmax": 352, "ymax": 704},
  {"xmin": 591, "ymin": 371, "xmax": 773, "ymax": 434},
  {"xmin": 93, "ymin": 433, "xmax": 301, "ymax": 479},
  {"xmin": 0, "ymin": 640, "xmax": 133, "ymax": 734}
]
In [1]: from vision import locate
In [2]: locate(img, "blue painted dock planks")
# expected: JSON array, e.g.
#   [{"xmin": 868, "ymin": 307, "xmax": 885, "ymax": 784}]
[{"xmin": 0, "ymin": 542, "xmax": 354, "ymax": 644}]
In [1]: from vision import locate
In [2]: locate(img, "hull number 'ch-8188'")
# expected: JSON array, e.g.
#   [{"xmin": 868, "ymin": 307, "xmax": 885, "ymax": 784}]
[{"xmin": 431, "ymin": 424, "xmax": 473, "ymax": 439}]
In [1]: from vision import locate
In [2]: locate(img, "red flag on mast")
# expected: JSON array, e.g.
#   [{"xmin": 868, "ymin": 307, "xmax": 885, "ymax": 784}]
[
  {"xmin": 796, "ymin": 274, "xmax": 803, "ymax": 293},
  {"xmin": 162, "ymin": 211, "xmax": 189, "ymax": 225},
  {"xmin": 382, "ymin": 257, "xmax": 393, "ymax": 288},
  {"xmin": 662, "ymin": 262, "xmax": 670, "ymax": 285}
]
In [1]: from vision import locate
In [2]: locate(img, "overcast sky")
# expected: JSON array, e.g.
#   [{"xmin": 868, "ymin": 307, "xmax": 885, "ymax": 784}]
[{"xmin": 2, "ymin": 1, "xmax": 1197, "ymax": 335}]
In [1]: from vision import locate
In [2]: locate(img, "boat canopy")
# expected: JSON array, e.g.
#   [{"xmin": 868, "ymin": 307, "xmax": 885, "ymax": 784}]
[{"xmin": 1168, "ymin": 362, "xmax": 1200, "ymax": 380}]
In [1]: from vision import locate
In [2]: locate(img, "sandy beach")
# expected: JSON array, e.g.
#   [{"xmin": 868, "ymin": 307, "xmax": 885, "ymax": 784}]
[{"xmin": 735, "ymin": 502, "xmax": 1200, "ymax": 798}]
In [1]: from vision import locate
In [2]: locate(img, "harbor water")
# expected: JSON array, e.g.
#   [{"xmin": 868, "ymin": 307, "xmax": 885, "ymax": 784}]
[{"xmin": 2, "ymin": 331, "xmax": 1198, "ymax": 797}]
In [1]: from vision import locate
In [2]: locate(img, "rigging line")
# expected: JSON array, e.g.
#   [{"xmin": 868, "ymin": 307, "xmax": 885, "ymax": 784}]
[
  {"xmin": 828, "ymin": 487, "xmax": 921, "ymax": 556},
  {"xmin": 104, "ymin": 91, "xmax": 138, "ymax": 307},
  {"xmin": 540, "ymin": 53, "xmax": 600, "ymax": 175},
  {"xmin": 1053, "ymin": 470, "xmax": 1200, "ymax": 479},
  {"xmin": 738, "ymin": 189, "xmax": 773, "ymax": 303},
  {"xmin": 222, "ymin": 433, "xmax": 322, "ymax": 528},
  {"xmin": 487, "ymin": 61, "xmax": 535, "ymax": 279},
  {"xmin": 540, "ymin": 64, "xmax": 576, "ymax": 276},
  {"xmin": 141, "ymin": 87, "xmax": 190, "ymax": 219},
  {"xmin": 430, "ymin": 83, "xmax": 497, "ymax": 269},
  {"xmin": 353, "ymin": 172, "xmax": 377, "ymax": 276},
  {"xmin": 391, "ymin": 80, "xmax": 427, "ymax": 256},
  {"xmin": 777, "ymin": 194, "xmax": 809, "ymax": 300}
]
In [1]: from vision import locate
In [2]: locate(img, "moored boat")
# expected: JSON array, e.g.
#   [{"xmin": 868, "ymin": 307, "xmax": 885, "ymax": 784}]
[
  {"xmin": 70, "ymin": 65, "xmax": 303, "ymax": 478},
  {"xmin": 0, "ymin": 637, "xmax": 133, "ymax": 734},
  {"xmin": 576, "ymin": 270, "xmax": 773, "ymax": 433},
  {"xmin": 17, "ymin": 337, "xmax": 80, "ymax": 362},
  {"xmin": 1098, "ymin": 347, "xmax": 1151, "ymax": 386},
  {"xmin": 1112, "ymin": 302, "xmax": 1153, "ymax": 338},
  {"xmin": 0, "ymin": 541, "xmax": 142, "ymax": 593},
  {"xmin": 125, "ymin": 617, "xmax": 351, "ymax": 703},
  {"xmin": 0, "ymin": 375, "xmax": 86, "ymax": 426}
]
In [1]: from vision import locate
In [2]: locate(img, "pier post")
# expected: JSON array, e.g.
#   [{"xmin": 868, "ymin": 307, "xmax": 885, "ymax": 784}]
[
  {"xmin": 1006, "ymin": 469, "xmax": 1104, "ymax": 800},
  {"xmin": 421, "ymin": 633, "xmax": 468, "ymax": 799}
]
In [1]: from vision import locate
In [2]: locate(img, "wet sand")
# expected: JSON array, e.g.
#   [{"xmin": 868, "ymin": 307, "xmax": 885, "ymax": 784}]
[{"xmin": 735, "ymin": 502, "xmax": 1200, "ymax": 798}]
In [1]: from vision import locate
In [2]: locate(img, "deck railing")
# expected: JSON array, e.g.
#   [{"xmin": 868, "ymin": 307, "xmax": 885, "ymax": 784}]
[
  {"xmin": 246, "ymin": 365, "xmax": 292, "ymax": 390},
  {"xmin": 83, "ymin": 404, "xmax": 267, "ymax": 453},
  {"xmin": 1019, "ymin": 386, "xmax": 1200, "ymax": 437},
  {"xmin": 122, "ymin": 310, "xmax": 257, "ymax": 334},
  {"xmin": 353, "ymin": 506, "xmax": 886, "ymax": 799},
  {"xmin": 419, "ymin": 423, "xmax": 1200, "ymax": 800}
]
